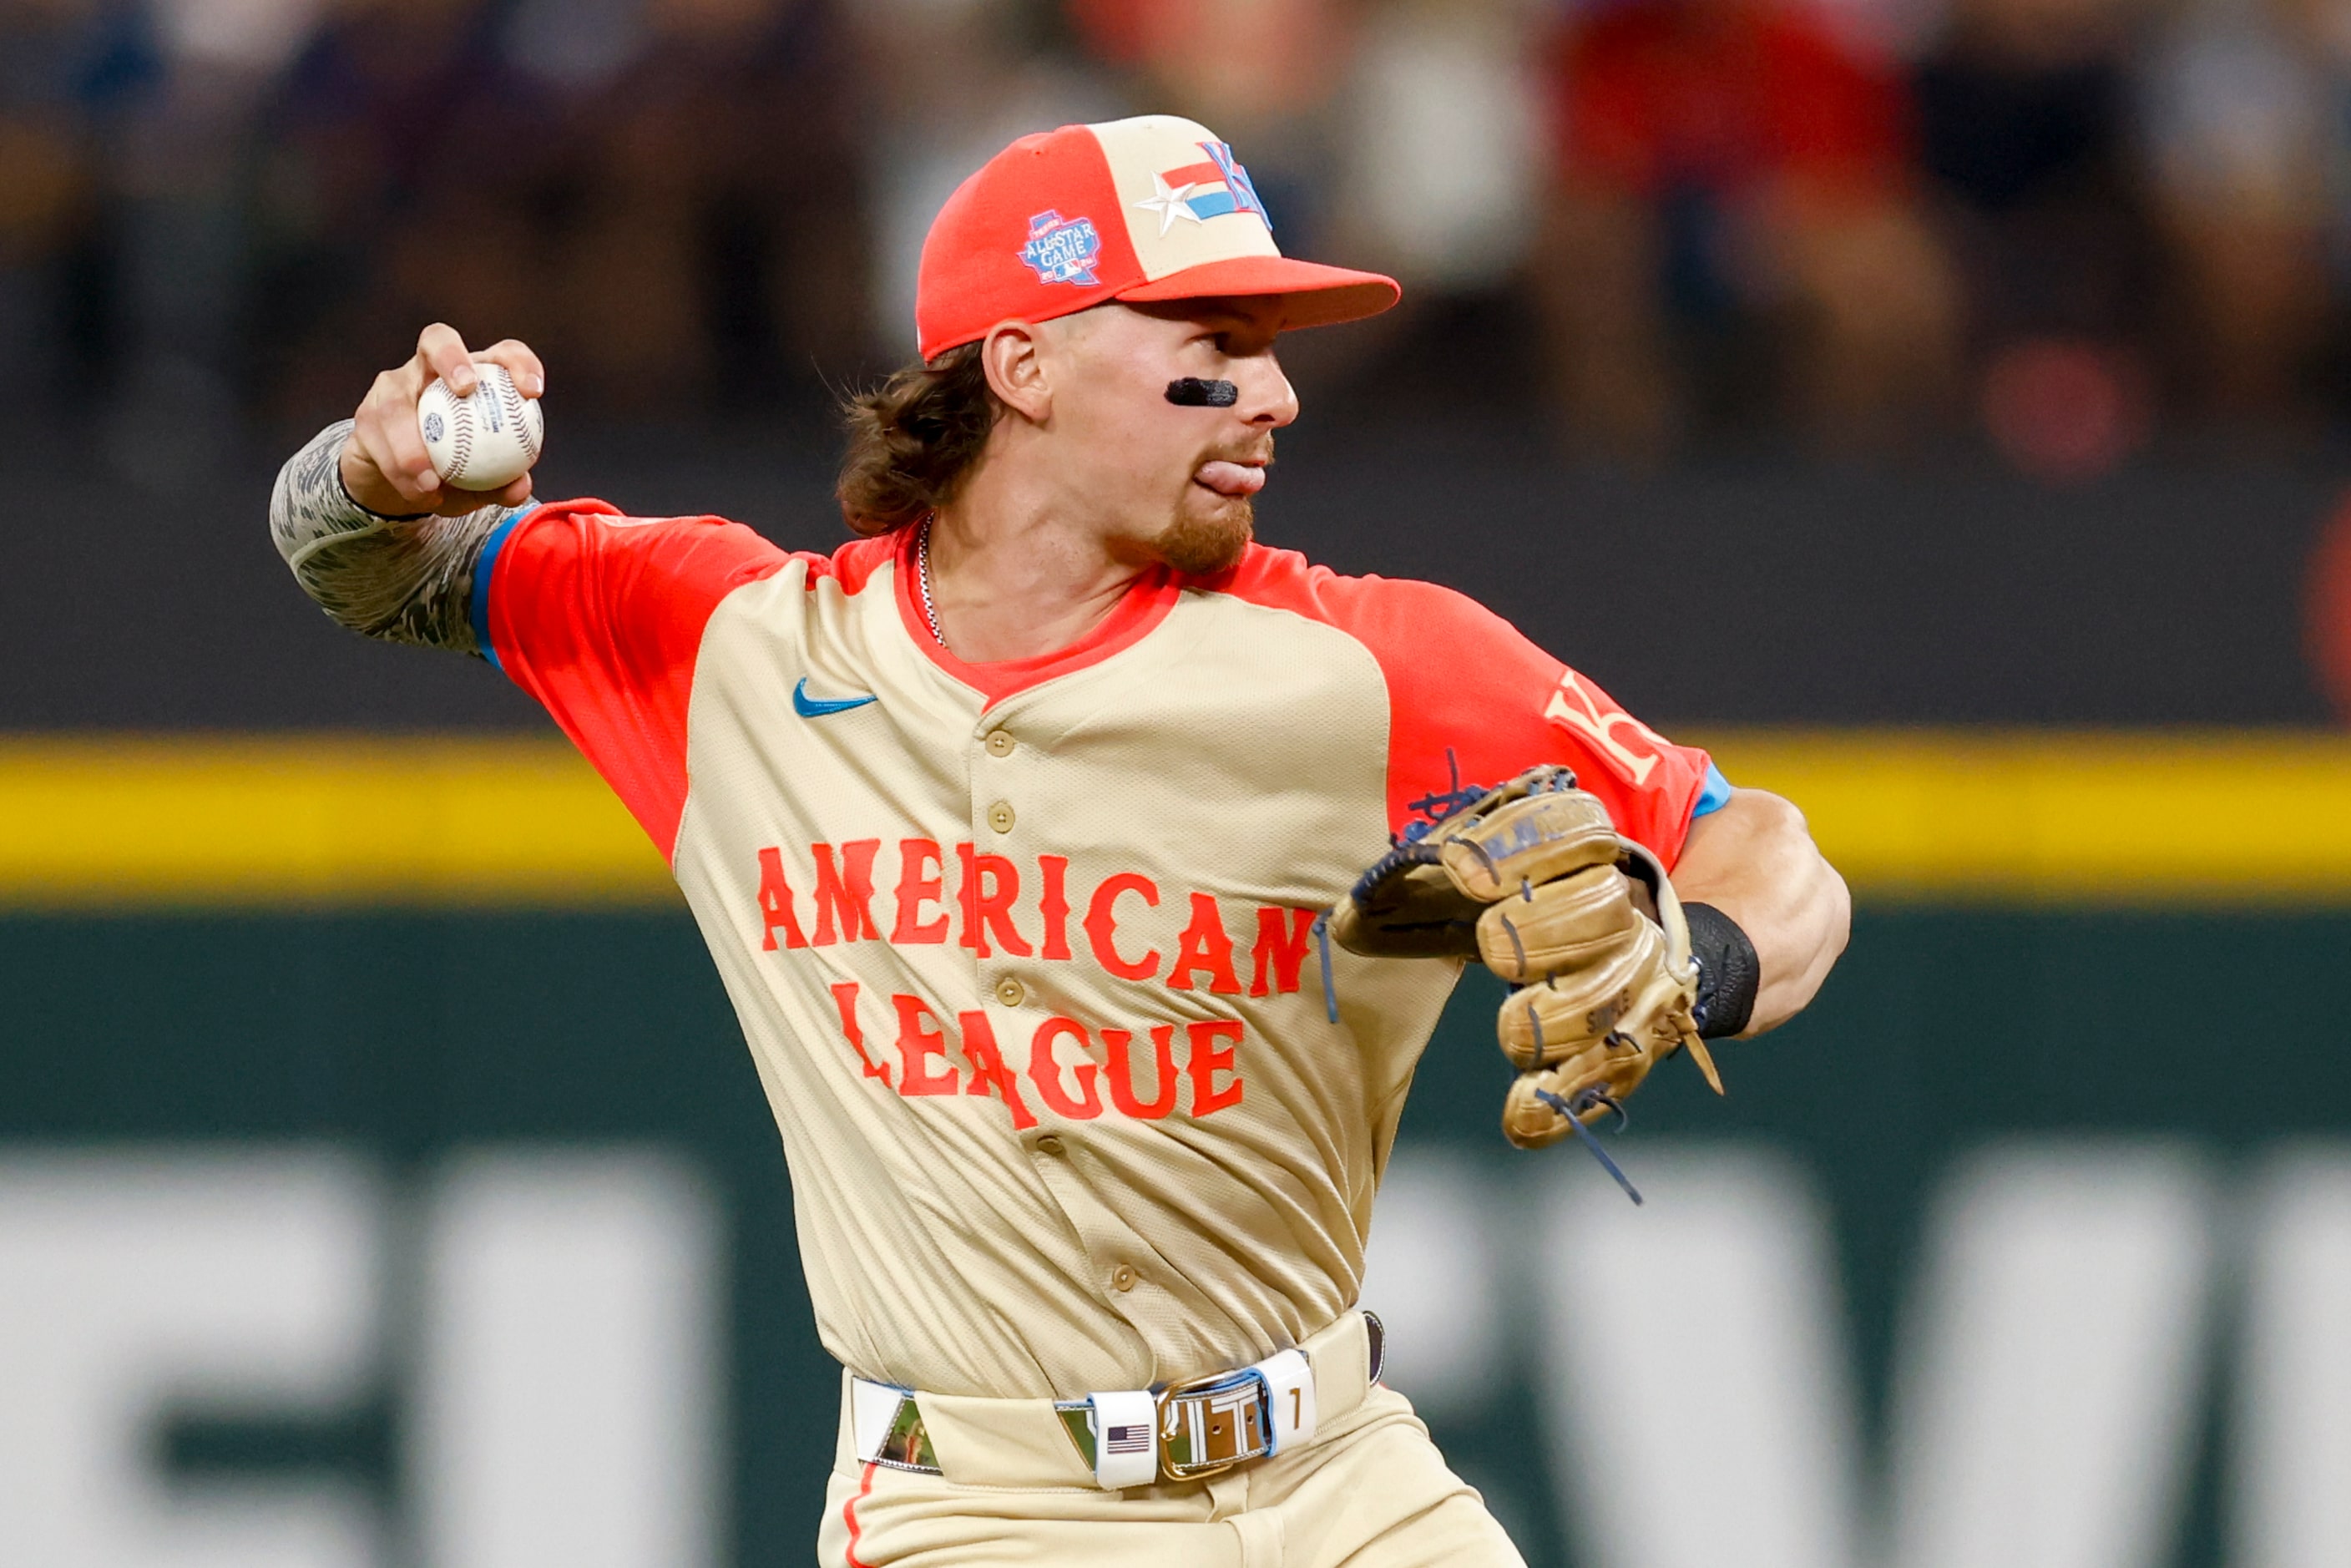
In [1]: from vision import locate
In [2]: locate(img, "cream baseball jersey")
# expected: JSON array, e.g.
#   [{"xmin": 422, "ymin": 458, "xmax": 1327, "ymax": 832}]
[{"xmin": 473, "ymin": 502, "xmax": 1727, "ymax": 1401}]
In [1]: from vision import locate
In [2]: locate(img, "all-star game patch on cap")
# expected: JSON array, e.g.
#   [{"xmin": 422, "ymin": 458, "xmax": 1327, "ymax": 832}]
[{"xmin": 914, "ymin": 114, "xmax": 1402, "ymax": 362}]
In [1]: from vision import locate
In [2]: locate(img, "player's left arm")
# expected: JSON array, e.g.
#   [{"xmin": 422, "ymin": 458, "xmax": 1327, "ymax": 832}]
[
  {"xmin": 1666, "ymin": 787, "xmax": 1850, "ymax": 1036},
  {"xmin": 1286, "ymin": 567, "xmax": 1850, "ymax": 1034}
]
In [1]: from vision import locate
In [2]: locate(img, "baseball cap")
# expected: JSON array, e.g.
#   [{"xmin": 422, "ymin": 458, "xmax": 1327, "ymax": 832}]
[{"xmin": 915, "ymin": 114, "xmax": 1402, "ymax": 362}]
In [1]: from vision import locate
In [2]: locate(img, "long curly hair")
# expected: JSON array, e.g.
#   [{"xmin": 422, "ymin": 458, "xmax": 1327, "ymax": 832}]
[{"xmin": 835, "ymin": 344, "xmax": 1002, "ymax": 535}]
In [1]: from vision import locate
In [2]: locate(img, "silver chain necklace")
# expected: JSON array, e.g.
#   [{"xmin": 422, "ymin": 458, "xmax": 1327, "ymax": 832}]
[{"xmin": 915, "ymin": 516, "xmax": 948, "ymax": 649}]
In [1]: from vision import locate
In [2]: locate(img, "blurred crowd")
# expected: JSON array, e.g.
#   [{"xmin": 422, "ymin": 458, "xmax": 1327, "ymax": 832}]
[{"xmin": 5, "ymin": 0, "xmax": 2351, "ymax": 477}]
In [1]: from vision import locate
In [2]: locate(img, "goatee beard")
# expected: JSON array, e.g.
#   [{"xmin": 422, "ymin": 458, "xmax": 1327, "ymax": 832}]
[{"xmin": 1153, "ymin": 503, "xmax": 1254, "ymax": 575}]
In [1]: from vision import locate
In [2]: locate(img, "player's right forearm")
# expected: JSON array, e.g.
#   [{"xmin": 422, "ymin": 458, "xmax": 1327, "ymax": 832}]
[
  {"xmin": 275, "ymin": 324, "xmax": 549, "ymax": 654},
  {"xmin": 270, "ymin": 420, "xmax": 517, "ymax": 655}
]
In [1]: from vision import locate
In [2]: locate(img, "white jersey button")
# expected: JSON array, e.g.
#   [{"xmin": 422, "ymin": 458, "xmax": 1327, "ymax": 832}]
[
  {"xmin": 994, "ymin": 976, "xmax": 1027, "ymax": 1009},
  {"xmin": 1035, "ymin": 1134, "xmax": 1065, "ymax": 1156},
  {"xmin": 1110, "ymin": 1264, "xmax": 1138, "ymax": 1293},
  {"xmin": 986, "ymin": 801, "xmax": 1016, "ymax": 834},
  {"xmin": 983, "ymin": 729, "xmax": 1016, "ymax": 757}
]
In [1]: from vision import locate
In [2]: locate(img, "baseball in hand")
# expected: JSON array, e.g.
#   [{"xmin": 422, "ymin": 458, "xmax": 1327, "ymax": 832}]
[{"xmin": 417, "ymin": 363, "xmax": 544, "ymax": 491}]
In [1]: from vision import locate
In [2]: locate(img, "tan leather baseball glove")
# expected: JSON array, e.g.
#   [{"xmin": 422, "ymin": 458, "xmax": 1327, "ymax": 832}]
[{"xmin": 1330, "ymin": 766, "xmax": 1723, "ymax": 1159}]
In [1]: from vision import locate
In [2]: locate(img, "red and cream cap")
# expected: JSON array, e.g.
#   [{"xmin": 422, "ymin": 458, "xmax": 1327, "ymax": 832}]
[{"xmin": 915, "ymin": 114, "xmax": 1402, "ymax": 362}]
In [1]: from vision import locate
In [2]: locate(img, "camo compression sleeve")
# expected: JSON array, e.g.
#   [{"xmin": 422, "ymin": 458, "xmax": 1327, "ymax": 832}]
[{"xmin": 270, "ymin": 419, "xmax": 523, "ymax": 655}]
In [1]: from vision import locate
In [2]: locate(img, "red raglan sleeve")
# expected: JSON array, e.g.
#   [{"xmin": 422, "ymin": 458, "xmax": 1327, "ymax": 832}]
[
  {"xmin": 1356, "ymin": 578, "xmax": 1713, "ymax": 864},
  {"xmin": 473, "ymin": 498, "xmax": 793, "ymax": 860},
  {"xmin": 1227, "ymin": 554, "xmax": 1718, "ymax": 867}
]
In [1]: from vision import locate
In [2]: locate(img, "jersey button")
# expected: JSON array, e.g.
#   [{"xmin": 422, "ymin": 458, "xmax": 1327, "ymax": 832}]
[
  {"xmin": 1035, "ymin": 1134, "xmax": 1065, "ymax": 1156},
  {"xmin": 986, "ymin": 801, "xmax": 1016, "ymax": 834},
  {"xmin": 994, "ymin": 976, "xmax": 1027, "ymax": 1009},
  {"xmin": 1110, "ymin": 1264, "xmax": 1138, "ymax": 1293},
  {"xmin": 984, "ymin": 730, "xmax": 1016, "ymax": 758}
]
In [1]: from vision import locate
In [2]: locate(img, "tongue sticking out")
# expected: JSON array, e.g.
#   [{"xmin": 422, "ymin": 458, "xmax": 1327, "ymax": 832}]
[{"xmin": 1196, "ymin": 461, "xmax": 1266, "ymax": 498}]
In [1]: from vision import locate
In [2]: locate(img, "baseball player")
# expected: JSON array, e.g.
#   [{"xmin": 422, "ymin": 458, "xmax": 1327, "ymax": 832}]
[{"xmin": 270, "ymin": 115, "xmax": 1848, "ymax": 1566}]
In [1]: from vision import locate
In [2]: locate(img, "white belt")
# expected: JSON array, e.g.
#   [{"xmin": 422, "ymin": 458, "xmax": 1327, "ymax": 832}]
[{"xmin": 847, "ymin": 1309, "xmax": 1383, "ymax": 1490}]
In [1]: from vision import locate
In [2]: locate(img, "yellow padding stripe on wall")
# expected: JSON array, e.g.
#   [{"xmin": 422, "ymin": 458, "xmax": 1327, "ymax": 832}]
[
  {"xmin": 0, "ymin": 737, "xmax": 672, "ymax": 908},
  {"xmin": 0, "ymin": 731, "xmax": 2348, "ymax": 908},
  {"xmin": 1703, "ymin": 730, "xmax": 2351, "ymax": 904}
]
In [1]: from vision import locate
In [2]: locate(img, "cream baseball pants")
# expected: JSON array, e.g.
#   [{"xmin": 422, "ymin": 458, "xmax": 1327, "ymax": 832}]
[{"xmin": 817, "ymin": 1383, "xmax": 1524, "ymax": 1567}]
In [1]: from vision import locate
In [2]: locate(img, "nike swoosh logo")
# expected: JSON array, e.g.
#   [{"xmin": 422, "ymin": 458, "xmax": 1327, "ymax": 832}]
[{"xmin": 793, "ymin": 678, "xmax": 878, "ymax": 719}]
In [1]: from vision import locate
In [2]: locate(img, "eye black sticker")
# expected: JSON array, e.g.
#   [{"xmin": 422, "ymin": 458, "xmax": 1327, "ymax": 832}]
[{"xmin": 1165, "ymin": 378, "xmax": 1240, "ymax": 407}]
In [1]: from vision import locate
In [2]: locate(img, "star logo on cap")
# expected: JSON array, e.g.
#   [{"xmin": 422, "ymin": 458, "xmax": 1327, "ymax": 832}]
[{"xmin": 1134, "ymin": 172, "xmax": 1208, "ymax": 237}]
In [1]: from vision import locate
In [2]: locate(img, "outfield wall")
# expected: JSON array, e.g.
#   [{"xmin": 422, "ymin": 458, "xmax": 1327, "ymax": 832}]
[
  {"xmin": 3, "ymin": 735, "xmax": 2348, "ymax": 1568},
  {"xmin": 3, "ymin": 447, "xmax": 2343, "ymax": 731}
]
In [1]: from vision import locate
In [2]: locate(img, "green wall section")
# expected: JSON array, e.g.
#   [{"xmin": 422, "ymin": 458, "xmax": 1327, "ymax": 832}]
[
  {"xmin": 6, "ymin": 909, "xmax": 2346, "ymax": 1565},
  {"xmin": 1394, "ymin": 913, "xmax": 2351, "ymax": 1568}
]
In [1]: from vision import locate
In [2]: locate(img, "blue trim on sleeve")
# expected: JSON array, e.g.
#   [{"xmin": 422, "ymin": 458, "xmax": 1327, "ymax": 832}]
[
  {"xmin": 468, "ymin": 503, "xmax": 534, "ymax": 673},
  {"xmin": 1691, "ymin": 761, "xmax": 1734, "ymax": 818}
]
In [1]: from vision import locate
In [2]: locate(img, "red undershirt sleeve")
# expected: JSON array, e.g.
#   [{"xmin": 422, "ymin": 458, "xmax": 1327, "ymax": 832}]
[{"xmin": 475, "ymin": 499, "xmax": 793, "ymax": 861}]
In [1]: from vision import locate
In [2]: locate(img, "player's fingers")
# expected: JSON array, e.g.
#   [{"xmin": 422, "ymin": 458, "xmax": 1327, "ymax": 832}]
[
  {"xmin": 361, "ymin": 371, "xmax": 441, "ymax": 499},
  {"xmin": 483, "ymin": 473, "xmax": 533, "ymax": 510},
  {"xmin": 481, "ymin": 339, "xmax": 545, "ymax": 398},
  {"xmin": 348, "ymin": 384, "xmax": 412, "ymax": 499},
  {"xmin": 368, "ymin": 349, "xmax": 428, "ymax": 410},
  {"xmin": 346, "ymin": 409, "xmax": 434, "ymax": 508},
  {"xmin": 415, "ymin": 321, "xmax": 479, "ymax": 397},
  {"xmin": 430, "ymin": 482, "xmax": 518, "ymax": 518},
  {"xmin": 377, "ymin": 397, "xmax": 442, "ymax": 498}
]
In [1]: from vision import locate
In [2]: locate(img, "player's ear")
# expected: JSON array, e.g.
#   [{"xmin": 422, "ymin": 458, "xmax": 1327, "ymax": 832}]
[{"xmin": 979, "ymin": 321, "xmax": 1052, "ymax": 424}]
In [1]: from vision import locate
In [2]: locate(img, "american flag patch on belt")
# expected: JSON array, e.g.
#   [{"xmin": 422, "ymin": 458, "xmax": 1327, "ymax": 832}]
[{"xmin": 1105, "ymin": 1424, "xmax": 1150, "ymax": 1454}]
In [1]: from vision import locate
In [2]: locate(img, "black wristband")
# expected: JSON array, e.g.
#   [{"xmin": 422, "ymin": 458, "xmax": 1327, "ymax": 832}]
[{"xmin": 1682, "ymin": 901, "xmax": 1759, "ymax": 1039}]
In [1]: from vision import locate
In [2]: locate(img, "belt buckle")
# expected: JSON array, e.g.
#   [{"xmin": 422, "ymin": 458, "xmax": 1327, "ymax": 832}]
[{"xmin": 1155, "ymin": 1366, "xmax": 1272, "ymax": 1482}]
